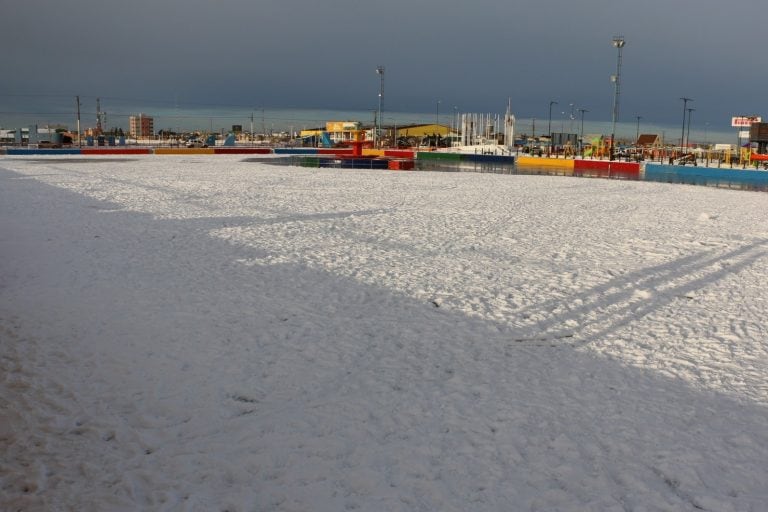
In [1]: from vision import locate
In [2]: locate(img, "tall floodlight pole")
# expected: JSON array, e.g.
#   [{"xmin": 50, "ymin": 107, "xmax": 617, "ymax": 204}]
[
  {"xmin": 635, "ymin": 115, "xmax": 642, "ymax": 144},
  {"xmin": 680, "ymin": 97, "xmax": 693, "ymax": 156},
  {"xmin": 436, "ymin": 100, "xmax": 441, "ymax": 143},
  {"xmin": 610, "ymin": 35, "xmax": 625, "ymax": 161},
  {"xmin": 76, "ymin": 95, "xmax": 81, "ymax": 147},
  {"xmin": 548, "ymin": 100, "xmax": 557, "ymax": 155},
  {"xmin": 376, "ymin": 66, "xmax": 385, "ymax": 148},
  {"xmin": 578, "ymin": 108, "xmax": 589, "ymax": 156}
]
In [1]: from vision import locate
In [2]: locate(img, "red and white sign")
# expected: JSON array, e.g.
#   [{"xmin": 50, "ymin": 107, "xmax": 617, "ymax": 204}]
[{"xmin": 731, "ymin": 116, "xmax": 761, "ymax": 127}]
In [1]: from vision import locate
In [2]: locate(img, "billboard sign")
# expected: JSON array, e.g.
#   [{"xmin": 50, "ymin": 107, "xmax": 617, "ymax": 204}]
[
  {"xmin": 731, "ymin": 116, "xmax": 761, "ymax": 127},
  {"xmin": 326, "ymin": 121, "xmax": 361, "ymax": 132}
]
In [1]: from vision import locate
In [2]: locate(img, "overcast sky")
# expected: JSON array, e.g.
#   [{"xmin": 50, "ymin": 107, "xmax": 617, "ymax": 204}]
[{"xmin": 1, "ymin": 0, "xmax": 766, "ymax": 129}]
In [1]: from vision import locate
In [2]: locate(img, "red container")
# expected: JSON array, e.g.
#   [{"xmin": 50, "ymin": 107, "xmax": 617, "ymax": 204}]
[
  {"xmin": 574, "ymin": 159, "xmax": 640, "ymax": 179},
  {"xmin": 388, "ymin": 159, "xmax": 415, "ymax": 170}
]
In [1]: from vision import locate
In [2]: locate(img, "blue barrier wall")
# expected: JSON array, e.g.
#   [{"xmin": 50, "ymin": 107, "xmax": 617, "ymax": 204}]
[
  {"xmin": 273, "ymin": 148, "xmax": 319, "ymax": 155},
  {"xmin": 6, "ymin": 148, "xmax": 83, "ymax": 155},
  {"xmin": 462, "ymin": 154, "xmax": 515, "ymax": 164},
  {"xmin": 645, "ymin": 164, "xmax": 768, "ymax": 190}
]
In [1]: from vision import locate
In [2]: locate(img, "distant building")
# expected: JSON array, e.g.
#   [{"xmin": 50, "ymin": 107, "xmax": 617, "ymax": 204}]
[
  {"xmin": 300, "ymin": 121, "xmax": 364, "ymax": 144},
  {"xmin": 129, "ymin": 114, "xmax": 154, "ymax": 138},
  {"xmin": 636, "ymin": 133, "xmax": 662, "ymax": 147}
]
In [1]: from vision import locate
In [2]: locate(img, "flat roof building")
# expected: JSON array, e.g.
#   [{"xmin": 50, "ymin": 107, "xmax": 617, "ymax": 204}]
[{"xmin": 129, "ymin": 114, "xmax": 154, "ymax": 138}]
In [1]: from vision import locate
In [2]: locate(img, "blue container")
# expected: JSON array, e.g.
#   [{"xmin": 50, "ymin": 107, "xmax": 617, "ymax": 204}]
[{"xmin": 645, "ymin": 163, "xmax": 768, "ymax": 190}]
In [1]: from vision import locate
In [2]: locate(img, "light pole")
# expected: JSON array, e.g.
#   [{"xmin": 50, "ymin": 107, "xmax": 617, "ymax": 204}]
[
  {"xmin": 453, "ymin": 106, "xmax": 458, "ymax": 140},
  {"xmin": 435, "ymin": 100, "xmax": 441, "ymax": 147},
  {"xmin": 610, "ymin": 35, "xmax": 626, "ymax": 161},
  {"xmin": 376, "ymin": 66, "xmax": 385, "ymax": 148},
  {"xmin": 704, "ymin": 122, "xmax": 709, "ymax": 148},
  {"xmin": 635, "ymin": 115, "xmax": 642, "ymax": 144},
  {"xmin": 578, "ymin": 108, "xmax": 588, "ymax": 156},
  {"xmin": 385, "ymin": 117, "xmax": 398, "ymax": 148},
  {"xmin": 548, "ymin": 100, "xmax": 558, "ymax": 155},
  {"xmin": 680, "ymin": 97, "xmax": 692, "ymax": 156}
]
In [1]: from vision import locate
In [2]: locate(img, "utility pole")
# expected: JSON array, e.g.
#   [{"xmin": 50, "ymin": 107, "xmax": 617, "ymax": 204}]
[
  {"xmin": 686, "ymin": 107, "xmax": 695, "ymax": 154},
  {"xmin": 680, "ymin": 97, "xmax": 693, "ymax": 156},
  {"xmin": 547, "ymin": 101, "xmax": 557, "ymax": 156},
  {"xmin": 96, "ymin": 97, "xmax": 105, "ymax": 134},
  {"xmin": 578, "ymin": 108, "xmax": 589, "ymax": 156}
]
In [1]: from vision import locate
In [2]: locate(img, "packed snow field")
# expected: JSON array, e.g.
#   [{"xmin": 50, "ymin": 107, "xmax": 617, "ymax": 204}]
[{"xmin": 1, "ymin": 155, "xmax": 767, "ymax": 511}]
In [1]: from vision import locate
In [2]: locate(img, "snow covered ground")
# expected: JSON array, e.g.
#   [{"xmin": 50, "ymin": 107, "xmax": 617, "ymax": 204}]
[{"xmin": 1, "ymin": 154, "xmax": 767, "ymax": 511}]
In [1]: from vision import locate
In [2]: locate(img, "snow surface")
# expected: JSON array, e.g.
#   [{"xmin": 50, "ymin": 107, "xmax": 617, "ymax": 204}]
[{"xmin": 1, "ymin": 154, "xmax": 768, "ymax": 511}]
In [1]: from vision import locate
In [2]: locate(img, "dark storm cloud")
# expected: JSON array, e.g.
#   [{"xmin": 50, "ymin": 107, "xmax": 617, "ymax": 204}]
[{"xmin": 1, "ymin": 0, "xmax": 766, "ymax": 125}]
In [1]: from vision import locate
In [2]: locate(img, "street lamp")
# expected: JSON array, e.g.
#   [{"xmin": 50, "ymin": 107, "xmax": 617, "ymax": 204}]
[
  {"xmin": 548, "ymin": 100, "xmax": 558, "ymax": 155},
  {"xmin": 635, "ymin": 115, "xmax": 642, "ymax": 144},
  {"xmin": 435, "ymin": 100, "xmax": 441, "ymax": 147},
  {"xmin": 578, "ymin": 108, "xmax": 589, "ymax": 156},
  {"xmin": 376, "ymin": 66, "xmax": 385, "ymax": 148},
  {"xmin": 680, "ymin": 97, "xmax": 693, "ymax": 156},
  {"xmin": 610, "ymin": 35, "xmax": 626, "ymax": 161}
]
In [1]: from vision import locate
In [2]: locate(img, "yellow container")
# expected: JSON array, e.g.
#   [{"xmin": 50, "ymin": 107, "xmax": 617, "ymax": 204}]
[{"xmin": 517, "ymin": 156, "xmax": 575, "ymax": 168}]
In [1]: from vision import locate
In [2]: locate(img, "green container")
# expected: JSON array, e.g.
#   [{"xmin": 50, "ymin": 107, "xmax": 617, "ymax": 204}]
[
  {"xmin": 300, "ymin": 157, "xmax": 320, "ymax": 168},
  {"xmin": 416, "ymin": 151, "xmax": 462, "ymax": 161}
]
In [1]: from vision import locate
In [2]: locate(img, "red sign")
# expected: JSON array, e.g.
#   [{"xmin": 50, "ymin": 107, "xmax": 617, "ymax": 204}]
[{"xmin": 732, "ymin": 116, "xmax": 761, "ymax": 127}]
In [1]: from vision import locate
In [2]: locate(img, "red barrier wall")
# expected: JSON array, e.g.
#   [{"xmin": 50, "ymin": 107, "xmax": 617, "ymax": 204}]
[
  {"xmin": 212, "ymin": 147, "xmax": 272, "ymax": 154},
  {"xmin": 81, "ymin": 148, "xmax": 151, "ymax": 155},
  {"xmin": 384, "ymin": 150, "xmax": 415, "ymax": 158},
  {"xmin": 574, "ymin": 160, "xmax": 640, "ymax": 179},
  {"xmin": 318, "ymin": 148, "xmax": 354, "ymax": 156}
]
